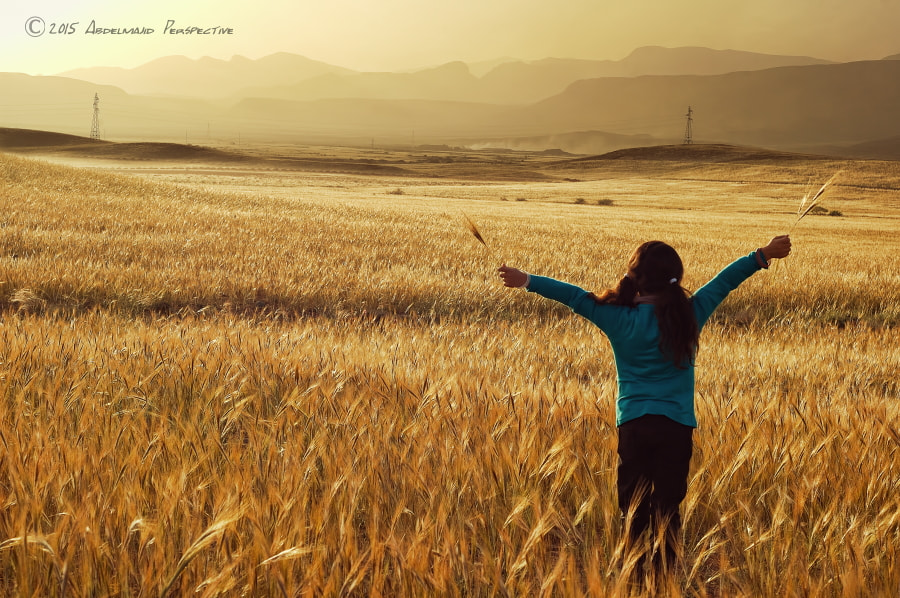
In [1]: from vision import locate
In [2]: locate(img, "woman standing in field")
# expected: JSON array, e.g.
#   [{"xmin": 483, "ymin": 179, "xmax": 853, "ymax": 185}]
[{"xmin": 498, "ymin": 235, "xmax": 791, "ymax": 580}]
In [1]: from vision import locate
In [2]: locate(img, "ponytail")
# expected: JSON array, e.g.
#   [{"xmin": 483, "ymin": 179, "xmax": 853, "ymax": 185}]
[{"xmin": 654, "ymin": 282, "xmax": 698, "ymax": 368}]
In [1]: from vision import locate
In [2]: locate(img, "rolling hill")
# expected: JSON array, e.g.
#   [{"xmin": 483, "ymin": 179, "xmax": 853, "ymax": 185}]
[
  {"xmin": 0, "ymin": 127, "xmax": 244, "ymax": 161},
  {"xmin": 0, "ymin": 127, "xmax": 110, "ymax": 148}
]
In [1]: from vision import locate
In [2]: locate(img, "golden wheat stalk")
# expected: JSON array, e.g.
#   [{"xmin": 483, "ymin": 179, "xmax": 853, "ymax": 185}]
[
  {"xmin": 772, "ymin": 172, "xmax": 839, "ymax": 276},
  {"xmin": 462, "ymin": 213, "xmax": 498, "ymax": 262},
  {"xmin": 160, "ymin": 508, "xmax": 244, "ymax": 597},
  {"xmin": 463, "ymin": 213, "xmax": 488, "ymax": 247},
  {"xmin": 793, "ymin": 172, "xmax": 840, "ymax": 230}
]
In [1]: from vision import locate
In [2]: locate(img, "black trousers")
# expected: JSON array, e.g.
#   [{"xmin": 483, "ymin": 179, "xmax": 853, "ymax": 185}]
[{"xmin": 617, "ymin": 413, "xmax": 693, "ymax": 572}]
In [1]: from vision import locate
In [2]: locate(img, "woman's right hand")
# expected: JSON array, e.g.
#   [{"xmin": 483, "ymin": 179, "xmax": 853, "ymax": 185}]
[
  {"xmin": 762, "ymin": 235, "xmax": 792, "ymax": 260},
  {"xmin": 498, "ymin": 264, "xmax": 529, "ymax": 288}
]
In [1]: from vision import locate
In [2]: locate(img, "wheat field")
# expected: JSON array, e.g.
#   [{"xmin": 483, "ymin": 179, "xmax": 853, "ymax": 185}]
[{"xmin": 1, "ymin": 149, "xmax": 899, "ymax": 596}]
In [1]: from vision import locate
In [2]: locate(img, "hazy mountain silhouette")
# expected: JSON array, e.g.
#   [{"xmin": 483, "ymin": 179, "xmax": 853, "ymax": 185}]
[
  {"xmin": 614, "ymin": 46, "xmax": 831, "ymax": 75},
  {"xmin": 241, "ymin": 47, "xmax": 831, "ymax": 104},
  {"xmin": 5, "ymin": 56, "xmax": 900, "ymax": 157},
  {"xmin": 0, "ymin": 72, "xmax": 218, "ymax": 139},
  {"xmin": 816, "ymin": 135, "xmax": 900, "ymax": 160},
  {"xmin": 224, "ymin": 60, "xmax": 900, "ymax": 151},
  {"xmin": 526, "ymin": 60, "xmax": 900, "ymax": 149},
  {"xmin": 60, "ymin": 53, "xmax": 354, "ymax": 97},
  {"xmin": 465, "ymin": 57, "xmax": 520, "ymax": 77},
  {"xmin": 477, "ymin": 47, "xmax": 832, "ymax": 103},
  {"xmin": 239, "ymin": 61, "xmax": 481, "ymax": 103},
  {"xmin": 57, "ymin": 47, "xmax": 830, "ymax": 104},
  {"xmin": 0, "ymin": 73, "xmax": 131, "ymax": 137}
]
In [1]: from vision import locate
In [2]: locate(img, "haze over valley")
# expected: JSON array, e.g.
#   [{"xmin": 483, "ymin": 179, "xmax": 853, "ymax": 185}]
[{"xmin": 4, "ymin": 46, "xmax": 900, "ymax": 158}]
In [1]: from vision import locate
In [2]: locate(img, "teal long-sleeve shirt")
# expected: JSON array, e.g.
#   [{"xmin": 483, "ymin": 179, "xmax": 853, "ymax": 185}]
[{"xmin": 526, "ymin": 253, "xmax": 764, "ymax": 427}]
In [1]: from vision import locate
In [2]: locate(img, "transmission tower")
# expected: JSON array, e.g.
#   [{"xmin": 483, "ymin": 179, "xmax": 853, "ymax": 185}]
[
  {"xmin": 90, "ymin": 93, "xmax": 101, "ymax": 141},
  {"xmin": 682, "ymin": 106, "xmax": 693, "ymax": 145}
]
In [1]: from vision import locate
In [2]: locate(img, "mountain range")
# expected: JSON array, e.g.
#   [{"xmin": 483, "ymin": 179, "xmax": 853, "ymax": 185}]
[
  {"xmin": 3, "ymin": 46, "xmax": 900, "ymax": 158},
  {"xmin": 59, "ymin": 46, "xmax": 832, "ymax": 104}
]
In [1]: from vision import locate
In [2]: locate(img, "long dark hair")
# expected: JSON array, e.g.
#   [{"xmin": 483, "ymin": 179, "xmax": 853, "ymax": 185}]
[{"xmin": 592, "ymin": 241, "xmax": 699, "ymax": 367}]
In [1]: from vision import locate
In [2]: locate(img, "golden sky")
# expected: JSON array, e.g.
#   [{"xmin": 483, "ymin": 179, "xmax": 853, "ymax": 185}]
[{"xmin": 3, "ymin": 0, "xmax": 900, "ymax": 74}]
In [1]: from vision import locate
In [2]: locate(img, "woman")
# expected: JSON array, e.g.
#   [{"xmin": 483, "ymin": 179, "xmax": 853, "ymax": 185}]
[{"xmin": 498, "ymin": 235, "xmax": 791, "ymax": 577}]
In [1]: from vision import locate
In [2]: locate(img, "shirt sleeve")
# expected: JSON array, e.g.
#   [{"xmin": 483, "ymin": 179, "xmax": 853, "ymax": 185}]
[
  {"xmin": 692, "ymin": 253, "xmax": 762, "ymax": 328},
  {"xmin": 526, "ymin": 274, "xmax": 622, "ymax": 333}
]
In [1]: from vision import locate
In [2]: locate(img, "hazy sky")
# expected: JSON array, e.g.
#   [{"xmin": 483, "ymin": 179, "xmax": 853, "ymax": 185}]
[{"xmin": 2, "ymin": 0, "xmax": 900, "ymax": 74}]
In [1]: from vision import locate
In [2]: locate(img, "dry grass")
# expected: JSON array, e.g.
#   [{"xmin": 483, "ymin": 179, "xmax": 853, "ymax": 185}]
[{"xmin": 0, "ymin": 151, "xmax": 899, "ymax": 596}]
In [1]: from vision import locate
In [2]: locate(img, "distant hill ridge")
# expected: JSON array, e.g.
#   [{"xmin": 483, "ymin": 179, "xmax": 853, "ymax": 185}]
[
  {"xmin": 60, "ymin": 53, "xmax": 355, "ymax": 98},
  {"xmin": 0, "ymin": 127, "xmax": 835, "ymax": 165},
  {"xmin": 0, "ymin": 127, "xmax": 412, "ymax": 174},
  {"xmin": 0, "ymin": 127, "xmax": 105, "ymax": 148},
  {"xmin": 0, "ymin": 127, "xmax": 241, "ymax": 161},
  {"xmin": 58, "ymin": 46, "xmax": 833, "ymax": 103},
  {"xmin": 563, "ymin": 143, "xmax": 830, "ymax": 163}
]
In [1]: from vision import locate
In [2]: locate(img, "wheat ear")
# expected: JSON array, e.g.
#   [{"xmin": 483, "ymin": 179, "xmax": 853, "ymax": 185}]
[
  {"xmin": 462, "ymin": 213, "xmax": 498, "ymax": 262},
  {"xmin": 792, "ymin": 172, "xmax": 840, "ymax": 230}
]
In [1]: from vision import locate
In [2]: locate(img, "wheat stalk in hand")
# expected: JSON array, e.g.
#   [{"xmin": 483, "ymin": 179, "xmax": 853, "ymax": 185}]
[
  {"xmin": 463, "ymin": 213, "xmax": 489, "ymax": 249},
  {"xmin": 793, "ymin": 172, "xmax": 840, "ymax": 230}
]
